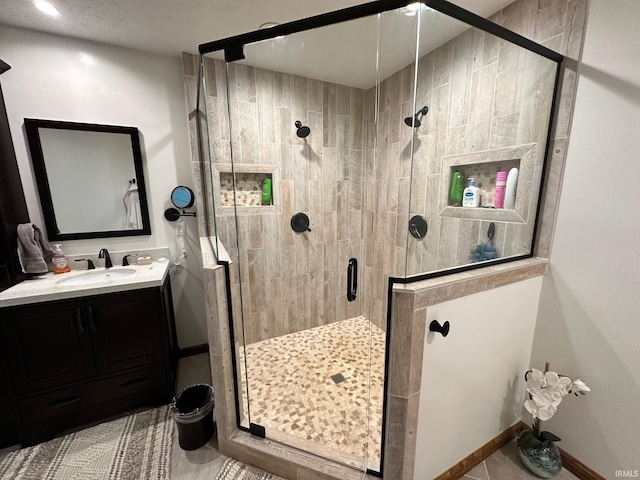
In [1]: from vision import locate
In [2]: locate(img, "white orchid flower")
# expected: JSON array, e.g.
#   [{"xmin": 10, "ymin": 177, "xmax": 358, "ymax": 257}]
[
  {"xmin": 523, "ymin": 368, "xmax": 590, "ymax": 422},
  {"xmin": 570, "ymin": 379, "xmax": 591, "ymax": 395}
]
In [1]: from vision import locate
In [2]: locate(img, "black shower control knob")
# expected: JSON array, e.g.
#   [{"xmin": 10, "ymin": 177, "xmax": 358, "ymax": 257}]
[{"xmin": 429, "ymin": 320, "xmax": 450, "ymax": 337}]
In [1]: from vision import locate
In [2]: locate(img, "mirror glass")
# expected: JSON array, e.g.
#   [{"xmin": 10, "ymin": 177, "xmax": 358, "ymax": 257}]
[{"xmin": 24, "ymin": 119, "xmax": 151, "ymax": 240}]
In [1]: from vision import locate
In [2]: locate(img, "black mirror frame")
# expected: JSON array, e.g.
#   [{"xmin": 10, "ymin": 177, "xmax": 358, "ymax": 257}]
[{"xmin": 24, "ymin": 118, "xmax": 152, "ymax": 240}]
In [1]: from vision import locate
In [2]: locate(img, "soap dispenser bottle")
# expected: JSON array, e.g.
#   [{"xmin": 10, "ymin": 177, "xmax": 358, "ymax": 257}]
[
  {"xmin": 52, "ymin": 244, "xmax": 71, "ymax": 274},
  {"xmin": 462, "ymin": 178, "xmax": 480, "ymax": 208}
]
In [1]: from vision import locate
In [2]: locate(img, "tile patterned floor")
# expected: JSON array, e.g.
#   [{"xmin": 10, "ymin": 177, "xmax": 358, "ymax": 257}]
[
  {"xmin": 239, "ymin": 316, "xmax": 386, "ymax": 471},
  {"xmin": 0, "ymin": 353, "xmax": 583, "ymax": 480},
  {"xmin": 464, "ymin": 440, "xmax": 578, "ymax": 480}
]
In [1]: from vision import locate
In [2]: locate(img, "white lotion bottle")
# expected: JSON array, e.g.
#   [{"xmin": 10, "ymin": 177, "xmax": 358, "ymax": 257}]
[
  {"xmin": 462, "ymin": 178, "xmax": 480, "ymax": 207},
  {"xmin": 504, "ymin": 168, "xmax": 518, "ymax": 209}
]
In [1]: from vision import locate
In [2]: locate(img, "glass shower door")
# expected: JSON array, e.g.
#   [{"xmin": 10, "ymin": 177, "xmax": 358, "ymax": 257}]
[
  {"xmin": 200, "ymin": 3, "xmax": 423, "ymax": 474},
  {"xmin": 212, "ymin": 12, "xmax": 384, "ymax": 473}
]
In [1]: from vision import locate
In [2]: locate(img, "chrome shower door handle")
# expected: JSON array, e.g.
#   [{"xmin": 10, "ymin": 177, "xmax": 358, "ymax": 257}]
[{"xmin": 347, "ymin": 258, "xmax": 358, "ymax": 302}]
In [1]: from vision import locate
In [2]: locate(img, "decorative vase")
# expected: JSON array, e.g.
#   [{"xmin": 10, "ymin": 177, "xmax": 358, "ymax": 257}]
[{"xmin": 517, "ymin": 429, "xmax": 563, "ymax": 478}]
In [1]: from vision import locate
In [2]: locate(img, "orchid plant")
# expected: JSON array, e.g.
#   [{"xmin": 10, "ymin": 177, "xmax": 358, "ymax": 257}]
[{"xmin": 519, "ymin": 364, "xmax": 590, "ymax": 449}]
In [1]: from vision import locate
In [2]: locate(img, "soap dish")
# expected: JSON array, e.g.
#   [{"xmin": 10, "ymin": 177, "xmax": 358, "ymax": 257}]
[{"xmin": 137, "ymin": 256, "xmax": 152, "ymax": 265}]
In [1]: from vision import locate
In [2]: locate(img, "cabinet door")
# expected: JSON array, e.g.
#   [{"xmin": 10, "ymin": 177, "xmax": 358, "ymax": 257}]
[
  {"xmin": 0, "ymin": 300, "xmax": 96, "ymax": 394},
  {"xmin": 87, "ymin": 289, "xmax": 164, "ymax": 375}
]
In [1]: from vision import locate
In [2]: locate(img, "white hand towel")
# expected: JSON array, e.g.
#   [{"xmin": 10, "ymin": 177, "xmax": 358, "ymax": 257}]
[
  {"xmin": 123, "ymin": 183, "xmax": 142, "ymax": 230},
  {"xmin": 16, "ymin": 223, "xmax": 54, "ymax": 274}
]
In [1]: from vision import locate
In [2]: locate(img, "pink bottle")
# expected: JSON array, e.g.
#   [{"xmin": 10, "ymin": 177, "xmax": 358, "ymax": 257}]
[{"xmin": 494, "ymin": 171, "xmax": 507, "ymax": 208}]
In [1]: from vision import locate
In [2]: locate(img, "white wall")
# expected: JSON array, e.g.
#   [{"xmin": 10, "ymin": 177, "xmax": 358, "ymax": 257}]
[
  {"xmin": 415, "ymin": 277, "xmax": 542, "ymax": 478},
  {"xmin": 0, "ymin": 26, "xmax": 207, "ymax": 348},
  {"xmin": 530, "ymin": 0, "xmax": 640, "ymax": 476}
]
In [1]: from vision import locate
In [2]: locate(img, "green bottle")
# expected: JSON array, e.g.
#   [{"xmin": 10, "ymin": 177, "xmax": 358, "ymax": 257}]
[
  {"xmin": 449, "ymin": 171, "xmax": 464, "ymax": 207},
  {"xmin": 261, "ymin": 178, "xmax": 272, "ymax": 205}
]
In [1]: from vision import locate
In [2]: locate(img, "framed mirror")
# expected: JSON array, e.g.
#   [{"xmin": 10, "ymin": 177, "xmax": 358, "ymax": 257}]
[{"xmin": 24, "ymin": 118, "xmax": 151, "ymax": 240}]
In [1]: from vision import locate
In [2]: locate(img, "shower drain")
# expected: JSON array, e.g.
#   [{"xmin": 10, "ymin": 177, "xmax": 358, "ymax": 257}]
[{"xmin": 330, "ymin": 373, "xmax": 346, "ymax": 384}]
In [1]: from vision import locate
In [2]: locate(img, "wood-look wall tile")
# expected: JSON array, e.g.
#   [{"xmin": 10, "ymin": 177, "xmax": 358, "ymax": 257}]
[
  {"xmin": 307, "ymin": 78, "xmax": 323, "ymax": 112},
  {"xmin": 336, "ymin": 84, "xmax": 350, "ymax": 116},
  {"xmin": 323, "ymin": 270, "xmax": 336, "ymax": 325},
  {"xmin": 276, "ymin": 108, "xmax": 293, "ymax": 180},
  {"xmin": 294, "ymin": 147, "xmax": 309, "ymax": 212},
  {"xmin": 534, "ymin": 0, "xmax": 567, "ymax": 43},
  {"xmin": 281, "ymin": 179, "xmax": 296, "ymax": 246},
  {"xmin": 182, "ymin": 52, "xmax": 196, "ymax": 76},
  {"xmin": 257, "ymin": 68, "xmax": 275, "ymax": 144},
  {"xmin": 500, "ymin": 0, "xmax": 537, "ymax": 39},
  {"xmin": 468, "ymin": 63, "xmax": 497, "ymax": 152},
  {"xmin": 336, "ymin": 115, "xmax": 350, "ymax": 180},
  {"xmin": 350, "ymin": 89, "xmax": 364, "ymax": 149},
  {"xmin": 348, "ymin": 150, "xmax": 364, "ymax": 212},
  {"xmin": 263, "ymin": 215, "xmax": 281, "ymax": 279},
  {"xmin": 564, "ymin": 0, "xmax": 588, "ymax": 60},
  {"xmin": 308, "ymin": 179, "xmax": 323, "ymax": 218},
  {"xmin": 376, "ymin": 109, "xmax": 389, "ymax": 180},
  {"xmin": 248, "ymin": 215, "xmax": 264, "ymax": 249},
  {"xmin": 433, "ymin": 40, "xmax": 453, "ymax": 87},
  {"xmin": 274, "ymin": 72, "xmax": 292, "ymax": 108},
  {"xmin": 235, "ymin": 64, "xmax": 257, "ymax": 103},
  {"xmin": 323, "ymin": 82, "xmax": 337, "ymax": 148},
  {"xmin": 309, "ymin": 242, "xmax": 325, "ymax": 322},
  {"xmin": 494, "ymin": 40, "xmax": 521, "ymax": 117},
  {"xmin": 437, "ymin": 217, "xmax": 460, "ymax": 270},
  {"xmin": 386, "ymin": 71, "xmax": 402, "ymax": 145},
  {"xmin": 321, "ymin": 148, "xmax": 337, "ymax": 212},
  {"xmin": 247, "ymin": 249, "xmax": 265, "ymax": 314},
  {"xmin": 432, "ymin": 83, "xmax": 450, "ymax": 161},
  {"xmin": 337, "ymin": 180, "xmax": 348, "ymax": 242},
  {"xmin": 238, "ymin": 101, "xmax": 259, "ymax": 163},
  {"xmin": 265, "ymin": 276, "xmax": 283, "ymax": 338},
  {"xmin": 449, "ymin": 30, "xmax": 472, "ymax": 129},
  {"xmin": 292, "ymin": 75, "xmax": 308, "ymax": 136},
  {"xmin": 489, "ymin": 112, "xmax": 519, "ymax": 148},
  {"xmin": 402, "ymin": 63, "xmax": 416, "ymax": 104},
  {"xmin": 295, "ymin": 232, "xmax": 310, "ymax": 276}
]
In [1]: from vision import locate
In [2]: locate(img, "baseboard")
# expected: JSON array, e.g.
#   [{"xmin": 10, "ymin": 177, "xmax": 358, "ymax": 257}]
[
  {"xmin": 178, "ymin": 343, "xmax": 209, "ymax": 358},
  {"xmin": 559, "ymin": 447, "xmax": 607, "ymax": 480},
  {"xmin": 434, "ymin": 421, "xmax": 603, "ymax": 480},
  {"xmin": 434, "ymin": 423, "xmax": 526, "ymax": 480}
]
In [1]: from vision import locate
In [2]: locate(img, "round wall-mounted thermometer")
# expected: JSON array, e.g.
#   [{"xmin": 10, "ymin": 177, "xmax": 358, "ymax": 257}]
[{"xmin": 171, "ymin": 186, "xmax": 195, "ymax": 209}]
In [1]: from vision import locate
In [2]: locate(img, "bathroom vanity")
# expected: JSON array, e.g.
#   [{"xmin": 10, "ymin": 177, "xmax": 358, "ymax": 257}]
[{"xmin": 0, "ymin": 262, "xmax": 177, "ymax": 447}]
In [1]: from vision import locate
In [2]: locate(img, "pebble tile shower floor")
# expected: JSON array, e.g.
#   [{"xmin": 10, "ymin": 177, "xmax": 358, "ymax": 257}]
[{"xmin": 239, "ymin": 316, "xmax": 386, "ymax": 471}]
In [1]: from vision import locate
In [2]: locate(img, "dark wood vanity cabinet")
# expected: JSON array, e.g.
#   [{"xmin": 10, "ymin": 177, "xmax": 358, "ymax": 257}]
[{"xmin": 0, "ymin": 279, "xmax": 177, "ymax": 446}]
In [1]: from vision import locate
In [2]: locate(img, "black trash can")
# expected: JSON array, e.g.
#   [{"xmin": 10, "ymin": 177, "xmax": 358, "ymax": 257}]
[{"xmin": 170, "ymin": 383, "xmax": 215, "ymax": 450}]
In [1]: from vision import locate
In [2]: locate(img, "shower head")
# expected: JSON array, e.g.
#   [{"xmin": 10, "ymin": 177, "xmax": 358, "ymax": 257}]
[
  {"xmin": 404, "ymin": 106, "xmax": 429, "ymax": 128},
  {"xmin": 295, "ymin": 120, "xmax": 310, "ymax": 138}
]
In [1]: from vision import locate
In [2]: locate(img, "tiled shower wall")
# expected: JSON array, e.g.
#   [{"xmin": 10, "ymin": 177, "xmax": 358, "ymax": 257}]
[
  {"xmin": 183, "ymin": 55, "xmax": 368, "ymax": 343},
  {"xmin": 362, "ymin": 0, "xmax": 572, "ymax": 328}
]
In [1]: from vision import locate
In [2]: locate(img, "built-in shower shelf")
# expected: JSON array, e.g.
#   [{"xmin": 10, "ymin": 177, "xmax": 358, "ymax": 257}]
[
  {"xmin": 214, "ymin": 163, "xmax": 279, "ymax": 212},
  {"xmin": 440, "ymin": 206, "xmax": 524, "ymax": 223},
  {"xmin": 438, "ymin": 143, "xmax": 538, "ymax": 224}
]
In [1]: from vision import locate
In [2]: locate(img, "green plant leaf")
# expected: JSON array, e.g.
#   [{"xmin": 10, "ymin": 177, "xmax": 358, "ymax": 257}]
[
  {"xmin": 517, "ymin": 430, "xmax": 543, "ymax": 449},
  {"xmin": 540, "ymin": 431, "xmax": 562, "ymax": 442}
]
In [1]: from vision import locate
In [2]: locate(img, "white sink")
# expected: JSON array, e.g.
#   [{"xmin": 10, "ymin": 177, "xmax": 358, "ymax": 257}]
[{"xmin": 55, "ymin": 268, "xmax": 137, "ymax": 287}]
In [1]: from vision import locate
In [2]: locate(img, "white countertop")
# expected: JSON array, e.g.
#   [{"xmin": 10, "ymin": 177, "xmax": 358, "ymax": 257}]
[{"xmin": 0, "ymin": 261, "xmax": 170, "ymax": 308}]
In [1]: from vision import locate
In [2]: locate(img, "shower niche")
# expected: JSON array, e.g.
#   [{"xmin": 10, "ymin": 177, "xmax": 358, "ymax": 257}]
[
  {"xmin": 439, "ymin": 143, "xmax": 538, "ymax": 223},
  {"xmin": 194, "ymin": 0, "xmax": 562, "ymax": 476},
  {"xmin": 216, "ymin": 166, "xmax": 277, "ymax": 210}
]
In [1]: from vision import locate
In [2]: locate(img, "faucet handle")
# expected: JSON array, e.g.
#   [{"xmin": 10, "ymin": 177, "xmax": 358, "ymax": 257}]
[
  {"xmin": 74, "ymin": 259, "xmax": 95, "ymax": 270},
  {"xmin": 122, "ymin": 254, "xmax": 137, "ymax": 266}
]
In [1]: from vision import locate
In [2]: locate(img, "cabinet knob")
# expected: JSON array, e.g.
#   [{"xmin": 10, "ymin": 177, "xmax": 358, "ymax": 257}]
[{"xmin": 429, "ymin": 320, "xmax": 450, "ymax": 337}]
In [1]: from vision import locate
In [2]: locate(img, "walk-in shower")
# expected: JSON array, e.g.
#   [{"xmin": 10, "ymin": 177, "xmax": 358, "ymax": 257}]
[{"xmin": 193, "ymin": 0, "xmax": 561, "ymax": 476}]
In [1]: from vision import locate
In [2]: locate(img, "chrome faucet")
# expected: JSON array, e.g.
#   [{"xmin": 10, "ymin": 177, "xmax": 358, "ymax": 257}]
[{"xmin": 98, "ymin": 248, "xmax": 112, "ymax": 268}]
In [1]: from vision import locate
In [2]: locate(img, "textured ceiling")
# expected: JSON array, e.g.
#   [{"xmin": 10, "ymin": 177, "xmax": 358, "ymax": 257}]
[{"xmin": 0, "ymin": 0, "xmax": 515, "ymax": 58}]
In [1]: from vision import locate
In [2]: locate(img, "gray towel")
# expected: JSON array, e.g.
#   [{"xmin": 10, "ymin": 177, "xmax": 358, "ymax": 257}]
[{"xmin": 17, "ymin": 223, "xmax": 54, "ymax": 274}]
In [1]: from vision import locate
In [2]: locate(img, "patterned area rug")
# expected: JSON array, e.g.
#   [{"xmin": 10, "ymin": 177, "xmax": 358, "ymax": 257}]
[
  {"xmin": 216, "ymin": 458, "xmax": 286, "ymax": 480},
  {"xmin": 0, "ymin": 405, "xmax": 173, "ymax": 480}
]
